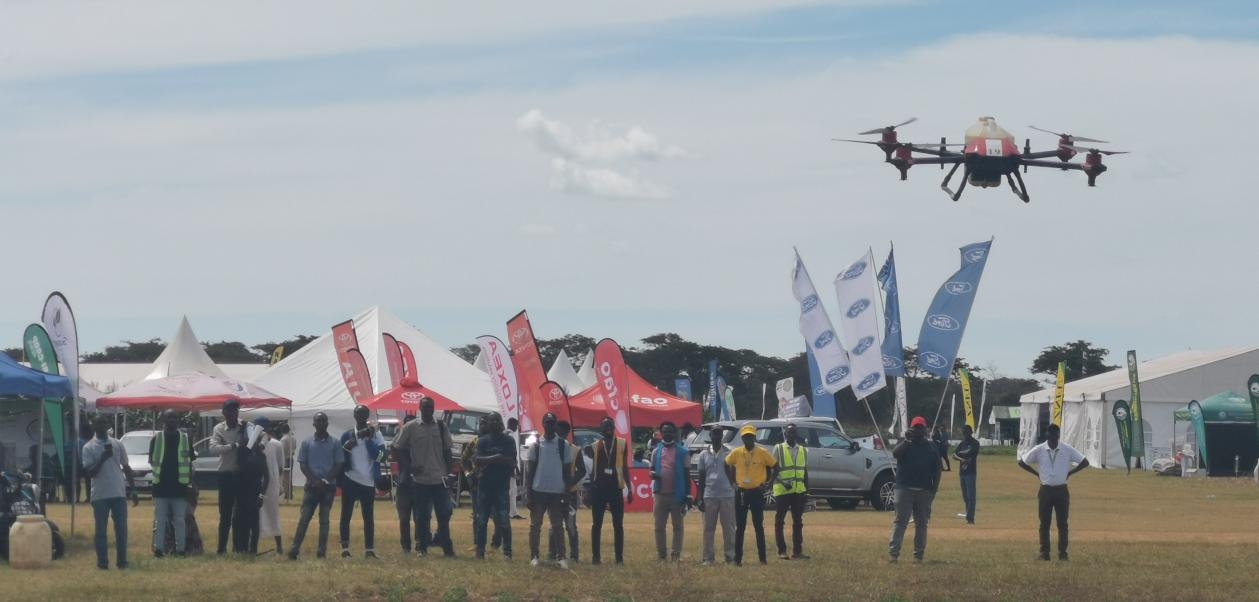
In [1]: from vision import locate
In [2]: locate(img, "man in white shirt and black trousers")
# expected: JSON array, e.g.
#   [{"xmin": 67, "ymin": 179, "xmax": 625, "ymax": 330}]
[{"xmin": 1018, "ymin": 423, "xmax": 1090, "ymax": 561}]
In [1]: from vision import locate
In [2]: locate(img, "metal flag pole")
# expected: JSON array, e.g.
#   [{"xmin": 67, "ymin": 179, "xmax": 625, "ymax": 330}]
[
  {"xmin": 36, "ymin": 399, "xmax": 47, "ymax": 515},
  {"xmin": 931, "ymin": 377, "xmax": 952, "ymax": 425}
]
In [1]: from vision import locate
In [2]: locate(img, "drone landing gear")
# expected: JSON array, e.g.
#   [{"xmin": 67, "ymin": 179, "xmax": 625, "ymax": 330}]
[
  {"xmin": 1007, "ymin": 171, "xmax": 1030, "ymax": 203},
  {"xmin": 940, "ymin": 162, "xmax": 968, "ymax": 201}
]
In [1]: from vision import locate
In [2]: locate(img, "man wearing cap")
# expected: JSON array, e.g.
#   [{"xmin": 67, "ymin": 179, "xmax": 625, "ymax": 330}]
[
  {"xmin": 888, "ymin": 417, "xmax": 941, "ymax": 563},
  {"xmin": 724, "ymin": 423, "xmax": 777, "ymax": 565},
  {"xmin": 339, "ymin": 404, "xmax": 385, "ymax": 559},
  {"xmin": 288, "ymin": 412, "xmax": 343, "ymax": 560},
  {"xmin": 1019, "ymin": 423, "xmax": 1090, "ymax": 561},
  {"xmin": 394, "ymin": 396, "xmax": 456, "ymax": 557},
  {"xmin": 209, "ymin": 398, "xmax": 248, "ymax": 555}
]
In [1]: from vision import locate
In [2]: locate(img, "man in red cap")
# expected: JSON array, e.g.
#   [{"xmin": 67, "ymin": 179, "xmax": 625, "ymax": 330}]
[{"xmin": 887, "ymin": 416, "xmax": 941, "ymax": 563}]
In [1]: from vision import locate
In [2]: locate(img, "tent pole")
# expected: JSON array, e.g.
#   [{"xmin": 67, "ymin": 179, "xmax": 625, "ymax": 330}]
[
  {"xmin": 861, "ymin": 398, "xmax": 896, "ymax": 471},
  {"xmin": 37, "ymin": 399, "xmax": 46, "ymax": 515},
  {"xmin": 70, "ymin": 402, "xmax": 78, "ymax": 537}
]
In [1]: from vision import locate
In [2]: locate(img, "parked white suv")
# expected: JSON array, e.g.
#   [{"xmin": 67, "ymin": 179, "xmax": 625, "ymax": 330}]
[{"xmin": 688, "ymin": 418, "xmax": 896, "ymax": 511}]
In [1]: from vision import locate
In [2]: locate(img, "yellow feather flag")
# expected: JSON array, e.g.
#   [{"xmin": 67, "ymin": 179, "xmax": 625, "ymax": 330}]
[
  {"xmin": 959, "ymin": 367, "xmax": 975, "ymax": 429},
  {"xmin": 270, "ymin": 345, "xmax": 285, "ymax": 366},
  {"xmin": 1052, "ymin": 361, "xmax": 1066, "ymax": 427}
]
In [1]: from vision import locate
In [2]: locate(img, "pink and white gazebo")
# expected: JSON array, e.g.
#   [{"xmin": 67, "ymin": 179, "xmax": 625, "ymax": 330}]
[{"xmin": 97, "ymin": 372, "xmax": 291, "ymax": 412}]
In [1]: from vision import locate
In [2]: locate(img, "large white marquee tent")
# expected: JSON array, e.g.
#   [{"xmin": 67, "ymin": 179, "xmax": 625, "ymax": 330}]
[
  {"xmin": 1017, "ymin": 346, "xmax": 1259, "ymax": 468},
  {"xmin": 249, "ymin": 306, "xmax": 498, "ymax": 478}
]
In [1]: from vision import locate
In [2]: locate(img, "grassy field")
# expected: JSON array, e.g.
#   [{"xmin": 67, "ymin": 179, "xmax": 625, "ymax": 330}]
[{"xmin": 5, "ymin": 454, "xmax": 1259, "ymax": 601}]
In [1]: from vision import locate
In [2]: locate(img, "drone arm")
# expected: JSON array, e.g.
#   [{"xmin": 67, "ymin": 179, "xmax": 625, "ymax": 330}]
[
  {"xmin": 902, "ymin": 147, "xmax": 964, "ymax": 158},
  {"xmin": 1021, "ymin": 150, "xmax": 1066, "ymax": 160},
  {"xmin": 909, "ymin": 157, "xmax": 963, "ymax": 165},
  {"xmin": 1021, "ymin": 159, "xmax": 1084, "ymax": 171}
]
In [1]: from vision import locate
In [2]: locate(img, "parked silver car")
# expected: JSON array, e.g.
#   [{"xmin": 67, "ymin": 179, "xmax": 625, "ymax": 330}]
[{"xmin": 688, "ymin": 418, "xmax": 896, "ymax": 511}]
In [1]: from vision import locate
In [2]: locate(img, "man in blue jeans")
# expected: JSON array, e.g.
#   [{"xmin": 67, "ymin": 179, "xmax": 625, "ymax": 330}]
[
  {"xmin": 953, "ymin": 424, "xmax": 980, "ymax": 524},
  {"xmin": 82, "ymin": 415, "xmax": 135, "ymax": 570},
  {"xmin": 339, "ymin": 404, "xmax": 385, "ymax": 559},
  {"xmin": 288, "ymin": 412, "xmax": 344, "ymax": 560},
  {"xmin": 394, "ymin": 396, "xmax": 455, "ymax": 557},
  {"xmin": 473, "ymin": 412, "xmax": 516, "ymax": 560}
]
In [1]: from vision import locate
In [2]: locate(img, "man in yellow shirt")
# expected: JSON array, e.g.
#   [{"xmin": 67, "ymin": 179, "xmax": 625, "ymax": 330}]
[{"xmin": 724, "ymin": 424, "xmax": 777, "ymax": 565}]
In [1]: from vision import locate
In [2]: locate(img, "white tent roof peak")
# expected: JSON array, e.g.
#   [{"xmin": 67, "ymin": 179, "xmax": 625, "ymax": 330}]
[
  {"xmin": 473, "ymin": 350, "xmax": 488, "ymax": 373},
  {"xmin": 144, "ymin": 316, "xmax": 228, "ymax": 381},
  {"xmin": 576, "ymin": 348, "xmax": 595, "ymax": 388},
  {"xmin": 547, "ymin": 349, "xmax": 585, "ymax": 394}
]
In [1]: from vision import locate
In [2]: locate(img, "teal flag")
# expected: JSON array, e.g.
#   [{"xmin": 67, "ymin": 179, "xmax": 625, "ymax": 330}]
[
  {"xmin": 23, "ymin": 323, "xmax": 66, "ymax": 475},
  {"xmin": 1248, "ymin": 375, "xmax": 1259, "ymax": 451},
  {"xmin": 1188, "ymin": 399, "xmax": 1209, "ymax": 474},
  {"xmin": 1127, "ymin": 351, "xmax": 1144, "ymax": 462}
]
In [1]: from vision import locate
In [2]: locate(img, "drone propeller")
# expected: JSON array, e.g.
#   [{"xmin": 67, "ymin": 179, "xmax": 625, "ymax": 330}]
[
  {"xmin": 1061, "ymin": 144, "xmax": 1128, "ymax": 156},
  {"xmin": 1028, "ymin": 125, "xmax": 1109, "ymax": 144},
  {"xmin": 832, "ymin": 138, "xmax": 963, "ymax": 147},
  {"xmin": 857, "ymin": 117, "xmax": 917, "ymax": 136}
]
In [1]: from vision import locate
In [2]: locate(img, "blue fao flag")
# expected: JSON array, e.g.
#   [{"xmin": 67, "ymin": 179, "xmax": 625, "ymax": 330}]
[
  {"xmin": 675, "ymin": 377, "xmax": 693, "ymax": 401},
  {"xmin": 916, "ymin": 240, "xmax": 993, "ymax": 379}
]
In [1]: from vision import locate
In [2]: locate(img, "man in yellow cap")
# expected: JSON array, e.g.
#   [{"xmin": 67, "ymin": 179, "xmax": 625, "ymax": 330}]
[{"xmin": 724, "ymin": 423, "xmax": 777, "ymax": 565}]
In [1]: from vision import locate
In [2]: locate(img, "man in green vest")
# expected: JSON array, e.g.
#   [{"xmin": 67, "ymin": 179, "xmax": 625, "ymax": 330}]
[
  {"xmin": 149, "ymin": 409, "xmax": 195, "ymax": 557},
  {"xmin": 773, "ymin": 423, "xmax": 809, "ymax": 560}
]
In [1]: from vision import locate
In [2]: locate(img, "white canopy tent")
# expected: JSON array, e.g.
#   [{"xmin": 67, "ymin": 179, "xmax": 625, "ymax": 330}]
[
  {"xmin": 576, "ymin": 348, "xmax": 596, "ymax": 389},
  {"xmin": 547, "ymin": 349, "xmax": 586, "ymax": 394},
  {"xmin": 1017, "ymin": 347, "xmax": 1259, "ymax": 468},
  {"xmin": 248, "ymin": 307, "xmax": 498, "ymax": 482},
  {"xmin": 146, "ymin": 316, "xmax": 229, "ymax": 380}
]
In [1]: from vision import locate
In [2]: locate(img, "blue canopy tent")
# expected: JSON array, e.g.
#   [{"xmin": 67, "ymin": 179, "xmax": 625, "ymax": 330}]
[{"xmin": 0, "ymin": 352, "xmax": 74, "ymax": 485}]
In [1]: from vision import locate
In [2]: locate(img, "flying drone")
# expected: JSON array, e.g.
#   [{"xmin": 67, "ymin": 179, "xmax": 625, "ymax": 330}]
[{"xmin": 836, "ymin": 117, "xmax": 1126, "ymax": 203}]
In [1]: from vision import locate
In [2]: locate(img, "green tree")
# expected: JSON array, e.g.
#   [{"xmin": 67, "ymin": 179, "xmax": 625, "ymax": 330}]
[
  {"xmin": 1030, "ymin": 340, "xmax": 1117, "ymax": 381},
  {"xmin": 252, "ymin": 334, "xmax": 318, "ymax": 363},
  {"xmin": 202, "ymin": 341, "xmax": 267, "ymax": 363},
  {"xmin": 82, "ymin": 339, "xmax": 166, "ymax": 363}
]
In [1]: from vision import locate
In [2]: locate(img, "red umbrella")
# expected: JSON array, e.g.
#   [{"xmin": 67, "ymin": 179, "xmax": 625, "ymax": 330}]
[{"xmin": 361, "ymin": 378, "xmax": 464, "ymax": 413}]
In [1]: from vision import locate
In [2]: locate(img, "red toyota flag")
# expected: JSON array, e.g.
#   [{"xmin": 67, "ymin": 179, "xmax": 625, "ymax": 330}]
[
  {"xmin": 538, "ymin": 380, "xmax": 573, "ymax": 436},
  {"xmin": 507, "ymin": 311, "xmax": 549, "ymax": 433},
  {"xmin": 331, "ymin": 320, "xmax": 374, "ymax": 402}
]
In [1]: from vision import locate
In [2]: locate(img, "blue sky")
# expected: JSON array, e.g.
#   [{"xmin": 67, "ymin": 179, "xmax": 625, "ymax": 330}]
[{"xmin": 3, "ymin": 1, "xmax": 1258, "ymax": 379}]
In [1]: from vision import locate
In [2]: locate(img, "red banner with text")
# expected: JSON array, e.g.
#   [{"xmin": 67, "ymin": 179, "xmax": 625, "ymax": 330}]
[
  {"xmin": 332, "ymin": 320, "xmax": 374, "ymax": 402},
  {"xmin": 507, "ymin": 311, "xmax": 548, "ymax": 433},
  {"xmin": 593, "ymin": 338, "xmax": 632, "ymax": 446}
]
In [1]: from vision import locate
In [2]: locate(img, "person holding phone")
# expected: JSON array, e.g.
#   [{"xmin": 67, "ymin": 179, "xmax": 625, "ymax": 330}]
[{"xmin": 82, "ymin": 414, "xmax": 134, "ymax": 570}]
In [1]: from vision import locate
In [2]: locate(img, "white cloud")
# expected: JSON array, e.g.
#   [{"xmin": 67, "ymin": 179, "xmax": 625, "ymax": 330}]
[
  {"xmin": 0, "ymin": 0, "xmax": 883, "ymax": 81},
  {"xmin": 549, "ymin": 158, "xmax": 670, "ymax": 200},
  {"xmin": 517, "ymin": 109, "xmax": 686, "ymax": 162}
]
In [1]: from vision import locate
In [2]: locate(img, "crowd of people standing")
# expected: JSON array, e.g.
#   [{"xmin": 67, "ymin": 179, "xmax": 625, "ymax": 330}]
[{"xmin": 73, "ymin": 398, "xmax": 1091, "ymax": 572}]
